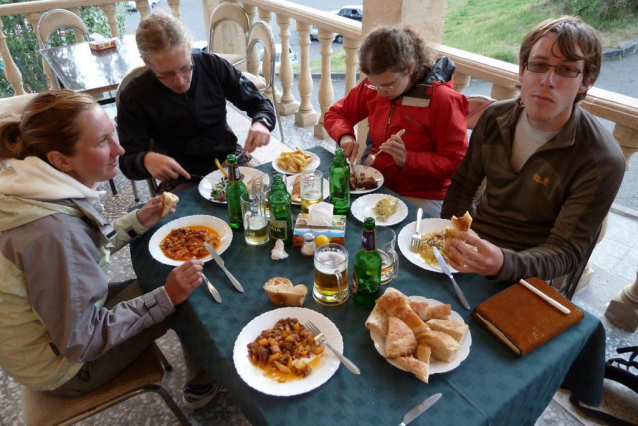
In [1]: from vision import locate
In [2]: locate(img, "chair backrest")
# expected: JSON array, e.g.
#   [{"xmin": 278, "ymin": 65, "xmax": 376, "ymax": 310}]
[
  {"xmin": 36, "ymin": 9, "xmax": 90, "ymax": 49},
  {"xmin": 208, "ymin": 2, "xmax": 249, "ymax": 67},
  {"xmin": 247, "ymin": 21, "xmax": 276, "ymax": 93},
  {"xmin": 115, "ymin": 65, "xmax": 148, "ymax": 106},
  {"xmin": 466, "ymin": 95, "xmax": 496, "ymax": 130}
]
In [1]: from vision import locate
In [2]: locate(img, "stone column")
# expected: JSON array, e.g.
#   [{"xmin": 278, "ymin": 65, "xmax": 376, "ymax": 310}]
[
  {"xmin": 276, "ymin": 14, "xmax": 300, "ymax": 115},
  {"xmin": 605, "ymin": 264, "xmax": 638, "ymax": 332},
  {"xmin": 295, "ymin": 21, "xmax": 318, "ymax": 127}
]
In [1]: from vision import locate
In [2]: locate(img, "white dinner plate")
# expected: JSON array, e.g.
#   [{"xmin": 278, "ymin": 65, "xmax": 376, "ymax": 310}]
[
  {"xmin": 370, "ymin": 296, "xmax": 472, "ymax": 375},
  {"xmin": 351, "ymin": 165, "xmax": 384, "ymax": 195},
  {"xmin": 398, "ymin": 218, "xmax": 455, "ymax": 274},
  {"xmin": 233, "ymin": 307, "xmax": 342, "ymax": 396},
  {"xmin": 198, "ymin": 167, "xmax": 268, "ymax": 204},
  {"xmin": 285, "ymin": 175, "xmax": 329, "ymax": 205},
  {"xmin": 272, "ymin": 151, "xmax": 320, "ymax": 175},
  {"xmin": 148, "ymin": 215, "xmax": 233, "ymax": 266},
  {"xmin": 351, "ymin": 194, "xmax": 408, "ymax": 226}
]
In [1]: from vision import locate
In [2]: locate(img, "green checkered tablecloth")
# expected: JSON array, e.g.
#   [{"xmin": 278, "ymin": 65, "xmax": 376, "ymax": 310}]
[{"xmin": 132, "ymin": 147, "xmax": 604, "ymax": 425}]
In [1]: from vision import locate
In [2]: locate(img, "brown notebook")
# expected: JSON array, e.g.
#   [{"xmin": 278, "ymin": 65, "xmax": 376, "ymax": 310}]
[{"xmin": 472, "ymin": 277, "xmax": 584, "ymax": 356}]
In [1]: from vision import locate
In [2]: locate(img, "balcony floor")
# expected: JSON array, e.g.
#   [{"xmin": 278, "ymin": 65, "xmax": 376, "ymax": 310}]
[{"xmin": 0, "ymin": 104, "xmax": 636, "ymax": 425}]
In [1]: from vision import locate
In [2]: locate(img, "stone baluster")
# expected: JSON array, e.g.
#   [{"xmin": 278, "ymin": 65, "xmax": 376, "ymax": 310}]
[
  {"xmin": 294, "ymin": 21, "xmax": 317, "ymax": 127},
  {"xmin": 258, "ymin": 9, "xmax": 276, "ymax": 103},
  {"xmin": 166, "ymin": 0, "xmax": 181, "ymax": 19},
  {"xmin": 613, "ymin": 124, "xmax": 638, "ymax": 171},
  {"xmin": 275, "ymin": 14, "xmax": 299, "ymax": 115},
  {"xmin": 102, "ymin": 3, "xmax": 119, "ymax": 37},
  {"xmin": 342, "ymin": 36, "xmax": 360, "ymax": 95},
  {"xmin": 314, "ymin": 28, "xmax": 335, "ymax": 139},
  {"xmin": 136, "ymin": 0, "xmax": 150, "ymax": 19},
  {"xmin": 0, "ymin": 20, "xmax": 25, "ymax": 95},
  {"xmin": 244, "ymin": 4, "xmax": 259, "ymax": 76},
  {"xmin": 452, "ymin": 71, "xmax": 471, "ymax": 93},
  {"xmin": 491, "ymin": 83, "xmax": 519, "ymax": 100},
  {"xmin": 605, "ymin": 263, "xmax": 638, "ymax": 332}
]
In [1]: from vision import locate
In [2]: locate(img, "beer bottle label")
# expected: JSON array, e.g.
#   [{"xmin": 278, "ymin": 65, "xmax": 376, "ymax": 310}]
[
  {"xmin": 270, "ymin": 218, "xmax": 288, "ymax": 239},
  {"xmin": 360, "ymin": 229, "xmax": 376, "ymax": 252},
  {"xmin": 229, "ymin": 163, "xmax": 241, "ymax": 182}
]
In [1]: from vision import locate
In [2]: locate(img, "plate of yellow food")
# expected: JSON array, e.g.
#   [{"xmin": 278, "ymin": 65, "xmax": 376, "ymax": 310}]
[
  {"xmin": 366, "ymin": 288, "xmax": 471, "ymax": 383},
  {"xmin": 233, "ymin": 307, "xmax": 342, "ymax": 396},
  {"xmin": 351, "ymin": 194, "xmax": 408, "ymax": 226},
  {"xmin": 148, "ymin": 215, "xmax": 233, "ymax": 266},
  {"xmin": 398, "ymin": 218, "xmax": 452, "ymax": 273},
  {"xmin": 272, "ymin": 149, "xmax": 320, "ymax": 175}
]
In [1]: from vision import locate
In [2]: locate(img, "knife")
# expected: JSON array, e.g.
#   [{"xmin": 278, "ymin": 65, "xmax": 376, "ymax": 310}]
[
  {"xmin": 202, "ymin": 273, "xmax": 222, "ymax": 303},
  {"xmin": 398, "ymin": 393, "xmax": 442, "ymax": 426},
  {"xmin": 204, "ymin": 242, "xmax": 244, "ymax": 292},
  {"xmin": 432, "ymin": 246, "xmax": 470, "ymax": 310}
]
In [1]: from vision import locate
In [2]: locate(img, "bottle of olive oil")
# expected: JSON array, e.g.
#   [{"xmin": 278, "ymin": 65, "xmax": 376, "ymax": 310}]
[
  {"xmin": 226, "ymin": 154, "xmax": 247, "ymax": 230},
  {"xmin": 353, "ymin": 217, "xmax": 382, "ymax": 307}
]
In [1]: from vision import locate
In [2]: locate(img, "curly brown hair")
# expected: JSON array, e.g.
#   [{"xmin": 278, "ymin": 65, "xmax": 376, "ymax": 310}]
[
  {"xmin": 0, "ymin": 90, "xmax": 98, "ymax": 162},
  {"xmin": 359, "ymin": 26, "xmax": 434, "ymax": 82},
  {"xmin": 519, "ymin": 16, "xmax": 602, "ymax": 103}
]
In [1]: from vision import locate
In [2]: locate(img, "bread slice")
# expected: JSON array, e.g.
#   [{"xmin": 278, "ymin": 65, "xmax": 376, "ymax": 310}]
[
  {"xmin": 426, "ymin": 319, "xmax": 469, "ymax": 344},
  {"xmin": 395, "ymin": 356, "xmax": 429, "ymax": 383},
  {"xmin": 376, "ymin": 290, "xmax": 429, "ymax": 336},
  {"xmin": 263, "ymin": 277, "xmax": 308, "ymax": 307},
  {"xmin": 385, "ymin": 317, "xmax": 416, "ymax": 359},
  {"xmin": 409, "ymin": 299, "xmax": 430, "ymax": 320},
  {"xmin": 161, "ymin": 192, "xmax": 179, "ymax": 217},
  {"xmin": 365, "ymin": 303, "xmax": 389, "ymax": 337},
  {"xmin": 291, "ymin": 175, "xmax": 301, "ymax": 204},
  {"xmin": 443, "ymin": 211, "xmax": 472, "ymax": 255},
  {"xmin": 415, "ymin": 344, "xmax": 431, "ymax": 364},
  {"xmin": 423, "ymin": 304, "xmax": 452, "ymax": 321},
  {"xmin": 417, "ymin": 330, "xmax": 460, "ymax": 363}
]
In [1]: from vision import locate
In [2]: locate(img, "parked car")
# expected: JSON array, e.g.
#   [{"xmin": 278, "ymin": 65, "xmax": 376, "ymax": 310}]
[
  {"xmin": 123, "ymin": 0, "xmax": 160, "ymax": 13},
  {"xmin": 310, "ymin": 5, "xmax": 363, "ymax": 43}
]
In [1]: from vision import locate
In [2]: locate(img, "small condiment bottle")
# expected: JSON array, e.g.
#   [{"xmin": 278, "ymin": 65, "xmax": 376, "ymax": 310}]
[{"xmin": 301, "ymin": 233, "xmax": 315, "ymax": 256}]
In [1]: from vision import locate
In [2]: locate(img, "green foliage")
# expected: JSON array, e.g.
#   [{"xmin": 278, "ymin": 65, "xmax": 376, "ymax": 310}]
[
  {"xmin": 550, "ymin": 0, "xmax": 638, "ymax": 21},
  {"xmin": 0, "ymin": 2, "xmax": 126, "ymax": 97}
]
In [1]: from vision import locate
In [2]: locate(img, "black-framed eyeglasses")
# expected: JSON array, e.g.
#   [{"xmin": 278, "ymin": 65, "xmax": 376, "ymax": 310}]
[
  {"xmin": 153, "ymin": 57, "xmax": 195, "ymax": 80},
  {"xmin": 524, "ymin": 61, "xmax": 582, "ymax": 78}
]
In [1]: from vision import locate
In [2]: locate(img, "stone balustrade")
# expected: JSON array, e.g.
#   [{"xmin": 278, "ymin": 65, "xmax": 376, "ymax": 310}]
[{"xmin": 1, "ymin": 0, "xmax": 637, "ymax": 168}]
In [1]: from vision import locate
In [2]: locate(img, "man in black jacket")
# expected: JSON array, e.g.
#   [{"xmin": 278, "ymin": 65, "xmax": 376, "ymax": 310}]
[{"xmin": 117, "ymin": 12, "xmax": 276, "ymax": 192}]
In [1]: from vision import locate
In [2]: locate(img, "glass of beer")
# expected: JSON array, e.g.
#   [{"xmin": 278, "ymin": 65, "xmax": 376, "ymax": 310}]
[
  {"xmin": 376, "ymin": 226, "xmax": 399, "ymax": 284},
  {"xmin": 300, "ymin": 169, "xmax": 323, "ymax": 214},
  {"xmin": 313, "ymin": 243, "xmax": 349, "ymax": 305},
  {"xmin": 240, "ymin": 191, "xmax": 269, "ymax": 246}
]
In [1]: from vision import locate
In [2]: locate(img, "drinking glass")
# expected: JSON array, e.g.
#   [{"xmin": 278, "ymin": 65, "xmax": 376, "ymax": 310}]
[
  {"xmin": 240, "ymin": 191, "xmax": 270, "ymax": 246},
  {"xmin": 313, "ymin": 243, "xmax": 349, "ymax": 305},
  {"xmin": 376, "ymin": 226, "xmax": 399, "ymax": 284},
  {"xmin": 300, "ymin": 169, "xmax": 323, "ymax": 214}
]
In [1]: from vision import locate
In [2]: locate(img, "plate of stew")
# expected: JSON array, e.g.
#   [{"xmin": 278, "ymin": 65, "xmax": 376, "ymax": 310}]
[{"xmin": 149, "ymin": 215, "xmax": 233, "ymax": 266}]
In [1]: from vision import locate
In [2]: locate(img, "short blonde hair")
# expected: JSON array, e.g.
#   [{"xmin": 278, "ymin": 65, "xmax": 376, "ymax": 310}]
[{"xmin": 136, "ymin": 12, "xmax": 192, "ymax": 61}]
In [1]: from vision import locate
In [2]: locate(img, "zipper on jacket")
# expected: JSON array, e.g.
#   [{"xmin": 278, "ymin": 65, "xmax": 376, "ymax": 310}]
[{"xmin": 384, "ymin": 103, "xmax": 396, "ymax": 137}]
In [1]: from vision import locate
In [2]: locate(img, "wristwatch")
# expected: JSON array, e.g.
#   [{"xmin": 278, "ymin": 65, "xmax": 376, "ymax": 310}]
[{"xmin": 253, "ymin": 117, "xmax": 272, "ymax": 129}]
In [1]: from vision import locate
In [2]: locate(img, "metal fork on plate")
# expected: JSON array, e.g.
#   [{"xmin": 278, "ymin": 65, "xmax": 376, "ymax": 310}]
[
  {"xmin": 304, "ymin": 321, "xmax": 360, "ymax": 375},
  {"xmin": 410, "ymin": 208, "xmax": 424, "ymax": 253}
]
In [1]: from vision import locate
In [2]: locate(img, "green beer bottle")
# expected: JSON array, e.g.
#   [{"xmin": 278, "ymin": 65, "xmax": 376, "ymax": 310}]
[
  {"xmin": 353, "ymin": 217, "xmax": 382, "ymax": 307},
  {"xmin": 329, "ymin": 148, "xmax": 350, "ymax": 215},
  {"xmin": 268, "ymin": 173, "xmax": 293, "ymax": 246},
  {"xmin": 226, "ymin": 154, "xmax": 247, "ymax": 230}
]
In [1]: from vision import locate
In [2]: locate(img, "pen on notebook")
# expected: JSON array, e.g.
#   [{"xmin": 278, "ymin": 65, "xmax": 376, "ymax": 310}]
[{"xmin": 519, "ymin": 279, "xmax": 571, "ymax": 315}]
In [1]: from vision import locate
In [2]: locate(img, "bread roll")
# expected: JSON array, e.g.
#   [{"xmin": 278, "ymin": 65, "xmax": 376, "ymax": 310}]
[
  {"xmin": 443, "ymin": 211, "xmax": 472, "ymax": 255},
  {"xmin": 417, "ymin": 330, "xmax": 460, "ymax": 363},
  {"xmin": 263, "ymin": 277, "xmax": 308, "ymax": 307},
  {"xmin": 385, "ymin": 317, "xmax": 417, "ymax": 359},
  {"xmin": 161, "ymin": 192, "xmax": 179, "ymax": 217},
  {"xmin": 395, "ymin": 356, "xmax": 429, "ymax": 383},
  {"xmin": 365, "ymin": 304, "xmax": 389, "ymax": 337},
  {"xmin": 426, "ymin": 319, "xmax": 469, "ymax": 343}
]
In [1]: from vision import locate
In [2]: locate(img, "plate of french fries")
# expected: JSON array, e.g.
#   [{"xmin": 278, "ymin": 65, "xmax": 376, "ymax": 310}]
[{"xmin": 272, "ymin": 148, "xmax": 320, "ymax": 175}]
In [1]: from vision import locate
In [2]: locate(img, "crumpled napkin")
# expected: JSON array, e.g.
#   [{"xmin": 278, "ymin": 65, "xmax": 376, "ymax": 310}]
[
  {"xmin": 271, "ymin": 239, "xmax": 289, "ymax": 260},
  {"xmin": 307, "ymin": 201, "xmax": 333, "ymax": 227}
]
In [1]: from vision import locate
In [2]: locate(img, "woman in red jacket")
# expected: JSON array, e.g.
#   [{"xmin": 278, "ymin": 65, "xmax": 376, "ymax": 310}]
[{"xmin": 324, "ymin": 26, "xmax": 469, "ymax": 217}]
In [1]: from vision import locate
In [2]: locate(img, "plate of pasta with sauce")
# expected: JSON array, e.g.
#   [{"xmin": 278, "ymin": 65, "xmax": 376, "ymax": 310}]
[{"xmin": 149, "ymin": 215, "xmax": 233, "ymax": 266}]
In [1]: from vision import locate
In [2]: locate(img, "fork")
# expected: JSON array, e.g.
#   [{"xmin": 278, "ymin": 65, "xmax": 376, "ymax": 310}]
[
  {"xmin": 410, "ymin": 208, "xmax": 423, "ymax": 253},
  {"xmin": 304, "ymin": 321, "xmax": 360, "ymax": 375},
  {"xmin": 363, "ymin": 129, "xmax": 406, "ymax": 166}
]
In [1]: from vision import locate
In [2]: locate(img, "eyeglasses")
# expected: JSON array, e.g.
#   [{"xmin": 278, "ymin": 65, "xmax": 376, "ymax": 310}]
[
  {"xmin": 364, "ymin": 82, "xmax": 395, "ymax": 91},
  {"xmin": 153, "ymin": 58, "xmax": 195, "ymax": 80},
  {"xmin": 524, "ymin": 62, "xmax": 582, "ymax": 78}
]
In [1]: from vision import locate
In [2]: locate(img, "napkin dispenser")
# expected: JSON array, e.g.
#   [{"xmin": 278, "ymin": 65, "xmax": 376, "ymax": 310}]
[{"xmin": 293, "ymin": 213, "xmax": 347, "ymax": 247}]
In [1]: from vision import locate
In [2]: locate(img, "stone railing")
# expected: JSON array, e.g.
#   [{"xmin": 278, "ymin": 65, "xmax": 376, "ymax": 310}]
[{"xmin": 0, "ymin": 0, "xmax": 181, "ymax": 96}]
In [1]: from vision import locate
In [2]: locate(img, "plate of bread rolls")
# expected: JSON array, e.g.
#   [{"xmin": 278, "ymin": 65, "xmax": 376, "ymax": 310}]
[{"xmin": 366, "ymin": 287, "xmax": 471, "ymax": 383}]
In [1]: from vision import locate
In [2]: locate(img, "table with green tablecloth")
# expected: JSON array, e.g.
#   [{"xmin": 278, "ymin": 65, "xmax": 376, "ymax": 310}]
[{"xmin": 130, "ymin": 147, "xmax": 605, "ymax": 425}]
